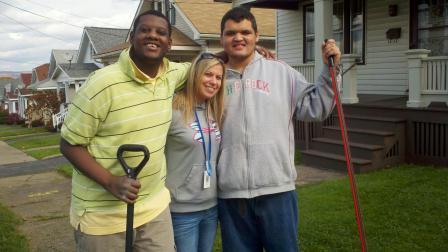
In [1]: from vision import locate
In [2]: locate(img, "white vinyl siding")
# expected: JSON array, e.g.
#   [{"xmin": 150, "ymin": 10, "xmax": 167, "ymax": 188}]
[
  {"xmin": 276, "ymin": 0, "xmax": 410, "ymax": 95},
  {"xmin": 277, "ymin": 9, "xmax": 302, "ymax": 66},
  {"xmin": 174, "ymin": 5, "xmax": 197, "ymax": 40},
  {"xmin": 357, "ymin": 0, "xmax": 409, "ymax": 95}
]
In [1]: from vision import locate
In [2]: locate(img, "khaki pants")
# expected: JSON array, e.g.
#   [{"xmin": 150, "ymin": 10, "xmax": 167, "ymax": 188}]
[{"xmin": 74, "ymin": 208, "xmax": 175, "ymax": 252}]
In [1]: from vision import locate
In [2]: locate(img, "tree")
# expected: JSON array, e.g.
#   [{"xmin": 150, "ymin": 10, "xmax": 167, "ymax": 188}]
[{"xmin": 25, "ymin": 90, "xmax": 65, "ymax": 128}]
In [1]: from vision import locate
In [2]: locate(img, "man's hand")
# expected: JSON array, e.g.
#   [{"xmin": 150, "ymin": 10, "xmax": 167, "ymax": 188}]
[
  {"xmin": 321, "ymin": 39, "xmax": 341, "ymax": 66},
  {"xmin": 105, "ymin": 175, "xmax": 141, "ymax": 204},
  {"xmin": 255, "ymin": 45, "xmax": 276, "ymax": 60}
]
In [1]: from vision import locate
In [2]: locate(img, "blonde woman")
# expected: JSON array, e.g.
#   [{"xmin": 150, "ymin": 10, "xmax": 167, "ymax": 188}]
[{"xmin": 165, "ymin": 53, "xmax": 225, "ymax": 252}]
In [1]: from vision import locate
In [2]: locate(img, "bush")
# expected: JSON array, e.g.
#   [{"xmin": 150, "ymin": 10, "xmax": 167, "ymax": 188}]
[
  {"xmin": 5, "ymin": 113, "xmax": 25, "ymax": 125},
  {"xmin": 0, "ymin": 110, "xmax": 8, "ymax": 124}
]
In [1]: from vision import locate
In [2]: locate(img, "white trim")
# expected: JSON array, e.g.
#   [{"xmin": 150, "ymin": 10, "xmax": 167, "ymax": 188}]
[{"xmin": 172, "ymin": 3, "xmax": 201, "ymax": 40}]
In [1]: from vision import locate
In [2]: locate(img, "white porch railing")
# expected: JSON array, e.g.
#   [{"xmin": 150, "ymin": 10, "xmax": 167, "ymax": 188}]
[
  {"xmin": 406, "ymin": 49, "xmax": 448, "ymax": 107},
  {"xmin": 52, "ymin": 106, "xmax": 68, "ymax": 129},
  {"xmin": 292, "ymin": 64, "xmax": 315, "ymax": 83}
]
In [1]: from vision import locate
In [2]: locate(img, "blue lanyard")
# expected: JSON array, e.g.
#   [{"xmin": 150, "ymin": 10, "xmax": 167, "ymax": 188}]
[{"xmin": 194, "ymin": 109, "xmax": 212, "ymax": 176}]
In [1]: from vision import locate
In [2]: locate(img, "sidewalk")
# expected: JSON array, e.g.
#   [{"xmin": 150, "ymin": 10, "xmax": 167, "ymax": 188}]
[{"xmin": 0, "ymin": 141, "xmax": 35, "ymax": 165}]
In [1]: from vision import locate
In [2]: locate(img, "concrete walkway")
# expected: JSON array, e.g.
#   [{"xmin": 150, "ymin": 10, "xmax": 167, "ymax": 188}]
[{"xmin": 0, "ymin": 141, "xmax": 35, "ymax": 165}]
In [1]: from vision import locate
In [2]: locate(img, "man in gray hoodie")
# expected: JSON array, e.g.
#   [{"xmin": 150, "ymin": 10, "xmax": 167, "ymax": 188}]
[{"xmin": 217, "ymin": 7, "xmax": 341, "ymax": 252}]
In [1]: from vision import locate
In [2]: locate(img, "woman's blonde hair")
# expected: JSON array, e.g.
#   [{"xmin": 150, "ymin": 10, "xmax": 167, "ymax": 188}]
[{"xmin": 173, "ymin": 54, "xmax": 226, "ymax": 128}]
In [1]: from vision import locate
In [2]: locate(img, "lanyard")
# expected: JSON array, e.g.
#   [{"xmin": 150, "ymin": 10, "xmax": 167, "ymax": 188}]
[{"xmin": 194, "ymin": 109, "xmax": 212, "ymax": 176}]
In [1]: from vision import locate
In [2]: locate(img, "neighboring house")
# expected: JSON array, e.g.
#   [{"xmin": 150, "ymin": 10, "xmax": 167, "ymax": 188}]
[
  {"xmin": 76, "ymin": 27, "xmax": 128, "ymax": 67},
  {"xmin": 19, "ymin": 73, "xmax": 32, "ymax": 88},
  {"xmin": 17, "ymin": 88, "xmax": 33, "ymax": 119},
  {"xmin": 0, "ymin": 78, "xmax": 20, "ymax": 112},
  {"xmin": 53, "ymin": 63, "xmax": 99, "ymax": 103},
  {"xmin": 95, "ymin": 0, "xmax": 276, "ymax": 64},
  {"xmin": 230, "ymin": 0, "xmax": 448, "ymax": 168},
  {"xmin": 27, "ymin": 63, "xmax": 50, "ymax": 90}
]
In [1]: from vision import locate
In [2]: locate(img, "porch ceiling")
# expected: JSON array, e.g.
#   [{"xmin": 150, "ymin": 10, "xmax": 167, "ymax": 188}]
[{"xmin": 241, "ymin": 0, "xmax": 299, "ymax": 10}]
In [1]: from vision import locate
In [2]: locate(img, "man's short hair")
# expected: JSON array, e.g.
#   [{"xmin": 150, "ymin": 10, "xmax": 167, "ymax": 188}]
[
  {"xmin": 133, "ymin": 10, "xmax": 172, "ymax": 36},
  {"xmin": 220, "ymin": 6, "xmax": 257, "ymax": 35}
]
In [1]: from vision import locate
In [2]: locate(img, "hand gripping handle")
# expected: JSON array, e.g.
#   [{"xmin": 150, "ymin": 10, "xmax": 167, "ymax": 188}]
[{"xmin": 117, "ymin": 144, "xmax": 150, "ymax": 179}]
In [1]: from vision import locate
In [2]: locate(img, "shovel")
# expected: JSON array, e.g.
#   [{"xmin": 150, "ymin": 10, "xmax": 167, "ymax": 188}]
[{"xmin": 117, "ymin": 144, "xmax": 150, "ymax": 252}]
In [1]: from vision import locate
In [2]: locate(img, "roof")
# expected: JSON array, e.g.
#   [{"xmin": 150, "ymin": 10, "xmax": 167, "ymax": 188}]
[
  {"xmin": 85, "ymin": 27, "xmax": 128, "ymax": 54},
  {"xmin": 59, "ymin": 63, "xmax": 99, "ymax": 78},
  {"xmin": 20, "ymin": 73, "xmax": 32, "ymax": 86},
  {"xmin": 28, "ymin": 79, "xmax": 58, "ymax": 90},
  {"xmin": 33, "ymin": 63, "xmax": 50, "ymax": 82},
  {"xmin": 94, "ymin": 27, "xmax": 199, "ymax": 58},
  {"xmin": 52, "ymin": 49, "xmax": 79, "ymax": 64},
  {"xmin": 175, "ymin": 0, "xmax": 276, "ymax": 37},
  {"xmin": 18, "ymin": 88, "xmax": 33, "ymax": 95}
]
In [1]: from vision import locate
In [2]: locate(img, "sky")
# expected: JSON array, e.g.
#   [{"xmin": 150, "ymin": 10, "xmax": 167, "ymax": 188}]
[{"xmin": 0, "ymin": 0, "xmax": 140, "ymax": 72}]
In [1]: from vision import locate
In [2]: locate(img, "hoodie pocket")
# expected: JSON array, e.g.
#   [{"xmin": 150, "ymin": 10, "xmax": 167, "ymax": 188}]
[
  {"xmin": 217, "ymin": 145, "xmax": 247, "ymax": 191},
  {"xmin": 249, "ymin": 143, "xmax": 296, "ymax": 188},
  {"xmin": 175, "ymin": 164, "xmax": 216, "ymax": 203}
]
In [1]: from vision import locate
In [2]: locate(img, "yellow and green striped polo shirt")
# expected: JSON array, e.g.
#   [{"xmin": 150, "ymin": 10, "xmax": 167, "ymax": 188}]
[{"xmin": 61, "ymin": 48, "xmax": 190, "ymax": 235}]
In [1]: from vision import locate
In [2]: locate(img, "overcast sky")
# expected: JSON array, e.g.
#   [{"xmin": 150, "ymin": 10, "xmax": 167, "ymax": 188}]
[{"xmin": 0, "ymin": 0, "xmax": 140, "ymax": 72}]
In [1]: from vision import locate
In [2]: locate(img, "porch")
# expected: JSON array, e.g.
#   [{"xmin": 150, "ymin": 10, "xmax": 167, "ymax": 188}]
[{"xmin": 295, "ymin": 94, "xmax": 448, "ymax": 172}]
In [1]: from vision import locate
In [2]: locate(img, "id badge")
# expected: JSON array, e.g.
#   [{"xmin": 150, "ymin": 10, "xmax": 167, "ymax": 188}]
[{"xmin": 203, "ymin": 170, "xmax": 211, "ymax": 189}]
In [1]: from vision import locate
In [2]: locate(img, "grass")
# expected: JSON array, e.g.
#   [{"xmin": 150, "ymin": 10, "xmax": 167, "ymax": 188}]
[
  {"xmin": 0, "ymin": 125, "xmax": 47, "ymax": 139},
  {"xmin": 45, "ymin": 163, "xmax": 448, "ymax": 251},
  {"xmin": 0, "ymin": 203, "xmax": 29, "ymax": 251},
  {"xmin": 56, "ymin": 164, "xmax": 74, "ymax": 178},
  {"xmin": 8, "ymin": 134, "xmax": 60, "ymax": 150},
  {"xmin": 298, "ymin": 164, "xmax": 447, "ymax": 251},
  {"xmin": 25, "ymin": 147, "xmax": 61, "ymax": 160},
  {"xmin": 212, "ymin": 164, "xmax": 447, "ymax": 251}
]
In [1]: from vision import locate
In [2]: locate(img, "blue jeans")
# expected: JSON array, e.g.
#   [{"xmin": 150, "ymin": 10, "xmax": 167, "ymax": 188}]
[
  {"xmin": 171, "ymin": 206, "xmax": 218, "ymax": 252},
  {"xmin": 218, "ymin": 190, "xmax": 299, "ymax": 252}
]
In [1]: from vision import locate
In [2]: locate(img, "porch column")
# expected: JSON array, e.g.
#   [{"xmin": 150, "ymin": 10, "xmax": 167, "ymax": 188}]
[
  {"xmin": 314, "ymin": 0, "xmax": 333, "ymax": 79},
  {"xmin": 341, "ymin": 54, "xmax": 358, "ymax": 104},
  {"xmin": 406, "ymin": 49, "xmax": 430, "ymax": 108}
]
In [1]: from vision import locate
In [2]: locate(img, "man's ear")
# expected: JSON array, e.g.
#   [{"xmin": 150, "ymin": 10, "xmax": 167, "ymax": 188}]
[
  {"xmin": 255, "ymin": 32, "xmax": 259, "ymax": 43},
  {"xmin": 168, "ymin": 38, "xmax": 172, "ymax": 51}
]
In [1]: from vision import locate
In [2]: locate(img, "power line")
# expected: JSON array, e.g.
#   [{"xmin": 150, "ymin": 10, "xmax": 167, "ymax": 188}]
[
  {"xmin": 19, "ymin": 0, "xmax": 125, "ymax": 28},
  {"xmin": 0, "ymin": 0, "xmax": 84, "ymax": 29},
  {"xmin": 0, "ymin": 0, "xmax": 128, "ymax": 38},
  {"xmin": 0, "ymin": 13, "xmax": 72, "ymax": 42}
]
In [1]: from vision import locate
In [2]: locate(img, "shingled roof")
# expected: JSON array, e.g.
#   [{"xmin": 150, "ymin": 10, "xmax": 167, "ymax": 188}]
[
  {"xmin": 58, "ymin": 63, "xmax": 99, "ymax": 78},
  {"xmin": 175, "ymin": 0, "xmax": 276, "ymax": 37},
  {"xmin": 85, "ymin": 27, "xmax": 128, "ymax": 54}
]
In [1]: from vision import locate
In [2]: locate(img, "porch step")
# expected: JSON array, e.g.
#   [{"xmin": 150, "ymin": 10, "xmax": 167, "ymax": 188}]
[
  {"xmin": 323, "ymin": 126, "xmax": 395, "ymax": 145},
  {"xmin": 344, "ymin": 115, "xmax": 406, "ymax": 131},
  {"xmin": 301, "ymin": 149, "xmax": 372, "ymax": 173},
  {"xmin": 310, "ymin": 137, "xmax": 383, "ymax": 160}
]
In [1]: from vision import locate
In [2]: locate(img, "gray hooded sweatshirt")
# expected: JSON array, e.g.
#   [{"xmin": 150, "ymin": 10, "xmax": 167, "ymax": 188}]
[
  {"xmin": 166, "ymin": 104, "xmax": 221, "ymax": 212},
  {"xmin": 218, "ymin": 52, "xmax": 340, "ymax": 199}
]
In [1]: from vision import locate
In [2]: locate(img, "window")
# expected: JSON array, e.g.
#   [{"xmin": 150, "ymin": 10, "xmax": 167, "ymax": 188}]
[
  {"xmin": 416, "ymin": 0, "xmax": 448, "ymax": 56},
  {"xmin": 304, "ymin": 5, "xmax": 315, "ymax": 63},
  {"xmin": 303, "ymin": 0, "xmax": 365, "ymax": 63}
]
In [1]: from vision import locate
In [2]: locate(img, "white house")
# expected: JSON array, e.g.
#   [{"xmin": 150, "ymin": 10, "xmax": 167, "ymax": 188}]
[{"xmin": 227, "ymin": 0, "xmax": 448, "ymax": 169}]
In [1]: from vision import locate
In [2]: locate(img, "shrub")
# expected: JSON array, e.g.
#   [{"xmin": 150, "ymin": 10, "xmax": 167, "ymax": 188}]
[{"xmin": 5, "ymin": 113, "xmax": 24, "ymax": 125}]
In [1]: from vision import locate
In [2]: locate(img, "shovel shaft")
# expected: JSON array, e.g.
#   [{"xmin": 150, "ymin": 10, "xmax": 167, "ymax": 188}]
[{"xmin": 125, "ymin": 203, "xmax": 134, "ymax": 252}]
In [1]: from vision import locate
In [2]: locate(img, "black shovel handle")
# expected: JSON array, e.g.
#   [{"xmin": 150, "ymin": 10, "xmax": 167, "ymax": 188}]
[
  {"xmin": 117, "ymin": 144, "xmax": 150, "ymax": 179},
  {"xmin": 116, "ymin": 144, "xmax": 150, "ymax": 252}
]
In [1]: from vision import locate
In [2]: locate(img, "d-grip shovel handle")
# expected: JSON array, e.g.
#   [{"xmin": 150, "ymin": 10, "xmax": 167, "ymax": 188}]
[
  {"xmin": 117, "ymin": 144, "xmax": 149, "ymax": 252},
  {"xmin": 117, "ymin": 144, "xmax": 150, "ymax": 179}
]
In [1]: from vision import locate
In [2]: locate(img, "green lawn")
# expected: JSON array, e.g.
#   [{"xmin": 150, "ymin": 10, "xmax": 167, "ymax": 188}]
[
  {"xmin": 25, "ymin": 147, "xmax": 61, "ymax": 160},
  {"xmin": 0, "ymin": 125, "xmax": 48, "ymax": 139},
  {"xmin": 56, "ymin": 164, "xmax": 75, "ymax": 178},
  {"xmin": 9, "ymin": 134, "xmax": 60, "ymax": 150},
  {"xmin": 297, "ymin": 164, "xmax": 447, "ymax": 251},
  {"xmin": 0, "ymin": 203, "xmax": 28, "ymax": 251},
  {"xmin": 44, "ymin": 164, "xmax": 448, "ymax": 251}
]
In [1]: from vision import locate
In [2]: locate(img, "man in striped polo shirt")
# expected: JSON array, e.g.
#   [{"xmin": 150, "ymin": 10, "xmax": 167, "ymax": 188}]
[{"xmin": 60, "ymin": 10, "xmax": 189, "ymax": 251}]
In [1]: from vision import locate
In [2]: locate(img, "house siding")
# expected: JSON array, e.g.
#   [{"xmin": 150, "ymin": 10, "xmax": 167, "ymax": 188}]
[
  {"xmin": 276, "ymin": 0, "xmax": 409, "ymax": 95},
  {"xmin": 174, "ymin": 6, "xmax": 197, "ymax": 40},
  {"xmin": 277, "ymin": 9, "xmax": 302, "ymax": 66},
  {"xmin": 357, "ymin": 0, "xmax": 409, "ymax": 95}
]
